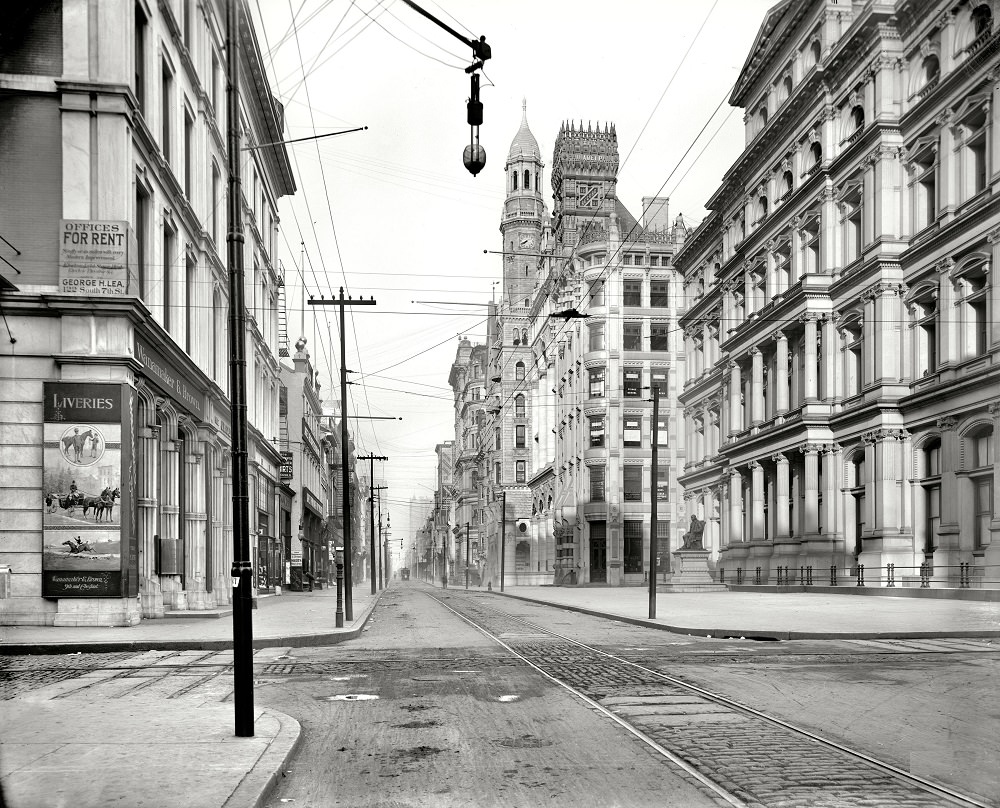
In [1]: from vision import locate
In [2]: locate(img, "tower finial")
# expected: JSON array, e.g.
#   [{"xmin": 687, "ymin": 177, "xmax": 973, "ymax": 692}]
[{"xmin": 522, "ymin": 97, "xmax": 527, "ymax": 118}]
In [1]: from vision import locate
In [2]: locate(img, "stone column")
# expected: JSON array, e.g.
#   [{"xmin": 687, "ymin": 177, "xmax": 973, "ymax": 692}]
[
  {"xmin": 750, "ymin": 460, "xmax": 765, "ymax": 540},
  {"xmin": 988, "ymin": 228, "xmax": 1000, "ymax": 347},
  {"xmin": 801, "ymin": 443, "xmax": 821, "ymax": 535},
  {"xmin": 936, "ymin": 416, "xmax": 959, "ymax": 547},
  {"xmin": 822, "ymin": 444, "xmax": 840, "ymax": 540},
  {"xmin": 750, "ymin": 348, "xmax": 764, "ymax": 425},
  {"xmin": 138, "ymin": 423, "xmax": 162, "ymax": 618},
  {"xmin": 937, "ymin": 259, "xmax": 957, "ymax": 369},
  {"xmin": 821, "ymin": 316, "xmax": 838, "ymax": 401},
  {"xmin": 774, "ymin": 453, "xmax": 791, "ymax": 539},
  {"xmin": 873, "ymin": 284, "xmax": 904, "ymax": 383},
  {"xmin": 729, "ymin": 360, "xmax": 742, "ymax": 433},
  {"xmin": 728, "ymin": 468, "xmax": 743, "ymax": 544},
  {"xmin": 775, "ymin": 331, "xmax": 789, "ymax": 415},
  {"xmin": 803, "ymin": 314, "xmax": 819, "ymax": 402},
  {"xmin": 183, "ymin": 441, "xmax": 209, "ymax": 609},
  {"xmin": 159, "ymin": 432, "xmax": 183, "ymax": 610}
]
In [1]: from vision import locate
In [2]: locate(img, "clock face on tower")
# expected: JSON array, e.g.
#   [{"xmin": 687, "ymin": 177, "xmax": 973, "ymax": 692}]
[
  {"xmin": 579, "ymin": 184, "xmax": 600, "ymax": 208},
  {"xmin": 519, "ymin": 235, "xmax": 535, "ymax": 249}
]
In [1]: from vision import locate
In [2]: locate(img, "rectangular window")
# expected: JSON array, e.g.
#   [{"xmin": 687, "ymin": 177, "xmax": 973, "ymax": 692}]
[
  {"xmin": 624, "ymin": 466, "xmax": 643, "ymax": 501},
  {"xmin": 973, "ymin": 479, "xmax": 992, "ymax": 550},
  {"xmin": 135, "ymin": 4, "xmax": 147, "ymax": 114},
  {"xmin": 495, "ymin": 462, "xmax": 501, "ymax": 484},
  {"xmin": 211, "ymin": 162, "xmax": 221, "ymax": 245},
  {"xmin": 184, "ymin": 108, "xmax": 194, "ymax": 197},
  {"xmin": 650, "ymin": 368, "xmax": 669, "ymax": 398},
  {"xmin": 649, "ymin": 256, "xmax": 659, "ymax": 267},
  {"xmin": 624, "ymin": 416, "xmax": 642, "ymax": 447},
  {"xmin": 589, "ymin": 368, "xmax": 605, "ymax": 398},
  {"xmin": 135, "ymin": 185, "xmax": 148, "ymax": 297},
  {"xmin": 516, "ymin": 461, "xmax": 526, "ymax": 484},
  {"xmin": 589, "ymin": 415, "xmax": 605, "ymax": 447},
  {"xmin": 590, "ymin": 465, "xmax": 606, "ymax": 502},
  {"xmin": 623, "ymin": 255, "xmax": 632, "ymax": 266},
  {"xmin": 623, "ymin": 322, "xmax": 641, "ymax": 350},
  {"xmin": 655, "ymin": 416, "xmax": 669, "ymax": 446},
  {"xmin": 161, "ymin": 60, "xmax": 172, "ymax": 162},
  {"xmin": 656, "ymin": 464, "xmax": 669, "ymax": 501},
  {"xmin": 185, "ymin": 253, "xmax": 196, "ymax": 353},
  {"xmin": 651, "ymin": 321, "xmax": 670, "ymax": 351},
  {"xmin": 589, "ymin": 322, "xmax": 605, "ymax": 351},
  {"xmin": 163, "ymin": 224, "xmax": 175, "ymax": 332},
  {"xmin": 623, "ymin": 369, "xmax": 641, "ymax": 397},
  {"xmin": 590, "ymin": 283, "xmax": 605, "ymax": 307},
  {"xmin": 515, "ymin": 424, "xmax": 525, "ymax": 448},
  {"xmin": 495, "ymin": 427, "xmax": 501, "ymax": 452},
  {"xmin": 623, "ymin": 280, "xmax": 641, "ymax": 306},
  {"xmin": 651, "ymin": 280, "xmax": 669, "ymax": 307},
  {"xmin": 624, "ymin": 520, "xmax": 643, "ymax": 574},
  {"xmin": 632, "ymin": 254, "xmax": 644, "ymax": 266}
]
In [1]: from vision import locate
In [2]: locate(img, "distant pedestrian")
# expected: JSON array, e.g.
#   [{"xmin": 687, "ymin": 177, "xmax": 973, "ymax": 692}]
[{"xmin": 305, "ymin": 571, "xmax": 314, "ymax": 592}]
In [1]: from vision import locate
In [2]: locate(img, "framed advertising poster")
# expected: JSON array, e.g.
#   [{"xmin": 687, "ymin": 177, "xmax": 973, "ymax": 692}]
[{"xmin": 42, "ymin": 382, "xmax": 136, "ymax": 597}]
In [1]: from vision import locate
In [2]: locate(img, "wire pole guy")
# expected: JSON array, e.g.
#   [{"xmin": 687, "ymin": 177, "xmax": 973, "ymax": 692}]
[{"xmin": 308, "ymin": 288, "xmax": 376, "ymax": 621}]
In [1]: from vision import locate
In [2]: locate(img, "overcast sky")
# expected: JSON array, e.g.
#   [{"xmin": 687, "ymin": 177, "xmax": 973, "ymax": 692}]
[{"xmin": 250, "ymin": 0, "xmax": 777, "ymax": 562}]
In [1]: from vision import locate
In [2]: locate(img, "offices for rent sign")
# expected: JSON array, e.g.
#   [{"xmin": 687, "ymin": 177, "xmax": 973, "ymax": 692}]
[{"xmin": 59, "ymin": 220, "xmax": 129, "ymax": 295}]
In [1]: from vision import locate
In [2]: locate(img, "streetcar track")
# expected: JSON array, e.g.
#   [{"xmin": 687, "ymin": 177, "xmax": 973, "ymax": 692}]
[{"xmin": 427, "ymin": 590, "xmax": 993, "ymax": 808}]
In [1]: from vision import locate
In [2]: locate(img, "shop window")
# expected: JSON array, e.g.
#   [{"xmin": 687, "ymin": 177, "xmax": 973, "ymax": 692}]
[
  {"xmin": 624, "ymin": 520, "xmax": 643, "ymax": 574},
  {"xmin": 589, "ymin": 414, "xmax": 605, "ymax": 447},
  {"xmin": 588, "ymin": 368, "xmax": 606, "ymax": 398},
  {"xmin": 623, "ymin": 369, "xmax": 641, "ymax": 398},
  {"xmin": 623, "ymin": 279, "xmax": 642, "ymax": 306},
  {"xmin": 590, "ymin": 465, "xmax": 606, "ymax": 502},
  {"xmin": 624, "ymin": 415, "xmax": 642, "ymax": 447},
  {"xmin": 624, "ymin": 466, "xmax": 643, "ymax": 501}
]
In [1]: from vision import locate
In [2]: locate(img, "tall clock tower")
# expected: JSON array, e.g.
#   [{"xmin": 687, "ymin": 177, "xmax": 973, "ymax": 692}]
[{"xmin": 501, "ymin": 100, "xmax": 545, "ymax": 305}]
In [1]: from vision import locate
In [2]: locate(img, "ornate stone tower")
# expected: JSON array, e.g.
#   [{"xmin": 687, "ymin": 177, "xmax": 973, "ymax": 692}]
[
  {"xmin": 551, "ymin": 120, "xmax": 619, "ymax": 248},
  {"xmin": 501, "ymin": 100, "xmax": 545, "ymax": 305}
]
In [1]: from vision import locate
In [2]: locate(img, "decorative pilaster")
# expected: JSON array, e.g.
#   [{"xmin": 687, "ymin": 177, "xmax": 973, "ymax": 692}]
[
  {"xmin": 775, "ymin": 331, "xmax": 789, "ymax": 414},
  {"xmin": 728, "ymin": 468, "xmax": 743, "ymax": 544},
  {"xmin": 821, "ymin": 443, "xmax": 840, "ymax": 539},
  {"xmin": 750, "ymin": 460, "xmax": 766, "ymax": 540},
  {"xmin": 729, "ymin": 360, "xmax": 742, "ymax": 433},
  {"xmin": 801, "ymin": 443, "xmax": 821, "ymax": 535},
  {"xmin": 750, "ymin": 348, "xmax": 764, "ymax": 425},
  {"xmin": 773, "ymin": 453, "xmax": 791, "ymax": 539},
  {"xmin": 803, "ymin": 314, "xmax": 819, "ymax": 402}
]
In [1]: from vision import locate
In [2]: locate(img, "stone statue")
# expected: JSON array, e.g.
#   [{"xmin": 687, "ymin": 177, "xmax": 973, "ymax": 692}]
[{"xmin": 680, "ymin": 515, "xmax": 705, "ymax": 550}]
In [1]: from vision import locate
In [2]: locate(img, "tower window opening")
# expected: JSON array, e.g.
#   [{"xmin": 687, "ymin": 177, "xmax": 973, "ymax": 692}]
[
  {"xmin": 513, "ymin": 172, "xmax": 518, "ymax": 191},
  {"xmin": 524, "ymin": 169, "xmax": 530, "ymax": 190}
]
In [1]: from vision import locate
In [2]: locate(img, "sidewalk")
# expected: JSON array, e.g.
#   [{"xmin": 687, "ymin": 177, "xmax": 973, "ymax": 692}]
[
  {"xmin": 494, "ymin": 584, "xmax": 1000, "ymax": 640},
  {"xmin": 0, "ymin": 585, "xmax": 380, "ymax": 808},
  {"xmin": 0, "ymin": 584, "xmax": 380, "ymax": 653}
]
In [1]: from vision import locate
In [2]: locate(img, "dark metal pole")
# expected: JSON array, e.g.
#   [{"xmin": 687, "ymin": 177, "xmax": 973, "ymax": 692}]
[
  {"xmin": 649, "ymin": 385, "xmax": 660, "ymax": 619},
  {"xmin": 376, "ymin": 492, "xmax": 383, "ymax": 589},
  {"xmin": 369, "ymin": 477, "xmax": 376, "ymax": 594},
  {"xmin": 334, "ymin": 548, "xmax": 344, "ymax": 628},
  {"xmin": 465, "ymin": 521, "xmax": 470, "ymax": 590},
  {"xmin": 339, "ymin": 288, "xmax": 353, "ymax": 621},
  {"xmin": 500, "ymin": 490, "xmax": 506, "ymax": 593},
  {"xmin": 225, "ymin": 0, "xmax": 254, "ymax": 738}
]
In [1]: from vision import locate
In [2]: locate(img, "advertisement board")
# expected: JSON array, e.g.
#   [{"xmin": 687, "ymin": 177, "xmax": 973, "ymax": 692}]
[
  {"xmin": 58, "ymin": 220, "xmax": 130, "ymax": 296},
  {"xmin": 42, "ymin": 382, "xmax": 136, "ymax": 597}
]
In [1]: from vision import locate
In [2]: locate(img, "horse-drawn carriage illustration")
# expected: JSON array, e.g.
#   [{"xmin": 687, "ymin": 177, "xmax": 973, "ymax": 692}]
[{"xmin": 45, "ymin": 486, "xmax": 120, "ymax": 521}]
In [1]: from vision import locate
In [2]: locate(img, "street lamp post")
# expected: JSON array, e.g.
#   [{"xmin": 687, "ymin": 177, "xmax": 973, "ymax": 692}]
[{"xmin": 465, "ymin": 521, "xmax": 471, "ymax": 590}]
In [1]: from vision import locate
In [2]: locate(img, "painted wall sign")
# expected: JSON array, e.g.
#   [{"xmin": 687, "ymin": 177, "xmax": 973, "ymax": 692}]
[
  {"xmin": 134, "ymin": 336, "xmax": 205, "ymax": 420},
  {"xmin": 58, "ymin": 219, "xmax": 130, "ymax": 295},
  {"xmin": 42, "ymin": 382, "xmax": 137, "ymax": 598}
]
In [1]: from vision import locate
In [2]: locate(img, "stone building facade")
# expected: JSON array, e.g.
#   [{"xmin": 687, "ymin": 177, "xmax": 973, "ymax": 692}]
[
  {"xmin": 675, "ymin": 0, "xmax": 999, "ymax": 587},
  {"xmin": 0, "ymin": 0, "xmax": 294, "ymax": 624}
]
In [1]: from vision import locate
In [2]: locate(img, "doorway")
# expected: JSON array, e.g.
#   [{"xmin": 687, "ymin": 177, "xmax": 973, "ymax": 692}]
[{"xmin": 589, "ymin": 521, "xmax": 607, "ymax": 583}]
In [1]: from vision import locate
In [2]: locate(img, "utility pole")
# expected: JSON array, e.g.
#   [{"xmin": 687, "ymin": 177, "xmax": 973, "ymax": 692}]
[
  {"xmin": 308, "ymin": 288, "xmax": 376, "ymax": 621},
  {"xmin": 225, "ymin": 0, "xmax": 254, "ymax": 738},
  {"xmin": 360, "ymin": 455, "xmax": 388, "ymax": 595},
  {"xmin": 499, "ymin": 489, "xmax": 506, "ymax": 593},
  {"xmin": 465, "ymin": 521, "xmax": 470, "ymax": 590},
  {"xmin": 649, "ymin": 384, "xmax": 661, "ymax": 619}
]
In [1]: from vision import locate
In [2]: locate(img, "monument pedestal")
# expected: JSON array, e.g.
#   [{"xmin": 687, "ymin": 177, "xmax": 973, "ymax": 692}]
[{"xmin": 660, "ymin": 550, "xmax": 724, "ymax": 592}]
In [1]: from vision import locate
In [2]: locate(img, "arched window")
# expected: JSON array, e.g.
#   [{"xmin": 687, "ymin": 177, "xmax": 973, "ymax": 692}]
[
  {"xmin": 523, "ymin": 169, "xmax": 530, "ymax": 190},
  {"xmin": 757, "ymin": 105, "xmax": 768, "ymax": 133},
  {"xmin": 515, "ymin": 361, "xmax": 525, "ymax": 380},
  {"xmin": 921, "ymin": 55, "xmax": 940, "ymax": 89},
  {"xmin": 515, "ymin": 394, "xmax": 526, "ymax": 418},
  {"xmin": 780, "ymin": 170, "xmax": 794, "ymax": 199},
  {"xmin": 512, "ymin": 171, "xmax": 518, "ymax": 191},
  {"xmin": 964, "ymin": 424, "xmax": 994, "ymax": 550},
  {"xmin": 781, "ymin": 75, "xmax": 793, "ymax": 101},
  {"xmin": 840, "ymin": 316, "xmax": 864, "ymax": 397},
  {"xmin": 955, "ymin": 261, "xmax": 988, "ymax": 358},
  {"xmin": 808, "ymin": 141, "xmax": 823, "ymax": 171},
  {"xmin": 973, "ymin": 4, "xmax": 993, "ymax": 38},
  {"xmin": 809, "ymin": 39, "xmax": 822, "ymax": 66},
  {"xmin": 756, "ymin": 195, "xmax": 768, "ymax": 222},
  {"xmin": 851, "ymin": 105, "xmax": 865, "ymax": 132}
]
